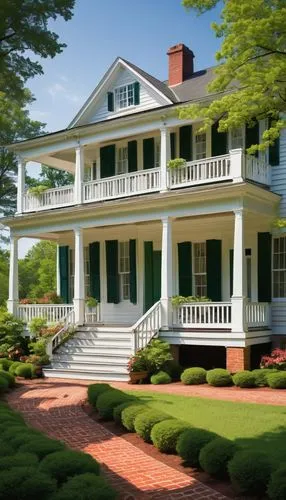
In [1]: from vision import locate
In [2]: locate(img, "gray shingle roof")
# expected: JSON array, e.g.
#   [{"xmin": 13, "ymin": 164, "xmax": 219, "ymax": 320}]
[{"xmin": 166, "ymin": 67, "xmax": 216, "ymax": 103}]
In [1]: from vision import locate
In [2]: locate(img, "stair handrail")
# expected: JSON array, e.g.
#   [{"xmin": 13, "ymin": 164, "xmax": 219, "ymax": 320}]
[
  {"xmin": 131, "ymin": 300, "xmax": 162, "ymax": 353},
  {"xmin": 46, "ymin": 309, "xmax": 75, "ymax": 357}
]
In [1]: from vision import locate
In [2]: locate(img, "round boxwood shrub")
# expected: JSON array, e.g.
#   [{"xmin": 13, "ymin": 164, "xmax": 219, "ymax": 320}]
[
  {"xmin": 121, "ymin": 403, "xmax": 147, "ymax": 431},
  {"xmin": 8, "ymin": 361, "xmax": 22, "ymax": 375},
  {"xmin": 0, "ymin": 370, "xmax": 15, "ymax": 387},
  {"xmin": 96, "ymin": 389, "xmax": 133, "ymax": 420},
  {"xmin": 267, "ymin": 372, "xmax": 286, "ymax": 389},
  {"xmin": 15, "ymin": 363, "xmax": 33, "ymax": 379},
  {"xmin": 252, "ymin": 368, "xmax": 276, "ymax": 387},
  {"xmin": 0, "ymin": 359, "xmax": 13, "ymax": 371},
  {"xmin": 176, "ymin": 428, "xmax": 218, "ymax": 466},
  {"xmin": 228, "ymin": 450, "xmax": 272, "ymax": 496},
  {"xmin": 87, "ymin": 383, "xmax": 111, "ymax": 407},
  {"xmin": 39, "ymin": 450, "xmax": 100, "ymax": 485},
  {"xmin": 162, "ymin": 360, "xmax": 183, "ymax": 381},
  {"xmin": 0, "ymin": 466, "xmax": 56, "ymax": 500},
  {"xmin": 199, "ymin": 437, "xmax": 237, "ymax": 478},
  {"xmin": 10, "ymin": 430, "xmax": 44, "ymax": 449},
  {"xmin": 113, "ymin": 401, "xmax": 134, "ymax": 425},
  {"xmin": 232, "ymin": 370, "xmax": 256, "ymax": 388},
  {"xmin": 151, "ymin": 419, "xmax": 190, "ymax": 453},
  {"xmin": 0, "ymin": 452, "xmax": 39, "ymax": 470},
  {"xmin": 134, "ymin": 409, "xmax": 170, "ymax": 442},
  {"xmin": 150, "ymin": 371, "xmax": 171, "ymax": 385},
  {"xmin": 19, "ymin": 437, "xmax": 65, "ymax": 459},
  {"xmin": 0, "ymin": 376, "xmax": 9, "ymax": 393},
  {"xmin": 0, "ymin": 441, "xmax": 14, "ymax": 457},
  {"xmin": 181, "ymin": 367, "xmax": 207, "ymax": 385},
  {"xmin": 50, "ymin": 473, "xmax": 117, "ymax": 500},
  {"xmin": 206, "ymin": 369, "xmax": 232, "ymax": 387},
  {"xmin": 267, "ymin": 466, "xmax": 286, "ymax": 500}
]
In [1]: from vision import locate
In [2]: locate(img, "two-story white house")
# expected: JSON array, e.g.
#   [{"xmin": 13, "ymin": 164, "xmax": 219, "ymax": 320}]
[{"xmin": 3, "ymin": 44, "xmax": 285, "ymax": 380}]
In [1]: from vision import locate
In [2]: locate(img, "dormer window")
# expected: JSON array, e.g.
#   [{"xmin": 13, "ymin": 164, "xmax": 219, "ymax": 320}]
[{"xmin": 107, "ymin": 82, "xmax": 140, "ymax": 112}]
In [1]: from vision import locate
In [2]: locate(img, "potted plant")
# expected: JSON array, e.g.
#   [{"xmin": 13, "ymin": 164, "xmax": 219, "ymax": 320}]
[
  {"xmin": 128, "ymin": 350, "xmax": 149, "ymax": 384},
  {"xmin": 28, "ymin": 185, "xmax": 49, "ymax": 198},
  {"xmin": 85, "ymin": 297, "xmax": 98, "ymax": 322},
  {"xmin": 167, "ymin": 158, "xmax": 187, "ymax": 169}
]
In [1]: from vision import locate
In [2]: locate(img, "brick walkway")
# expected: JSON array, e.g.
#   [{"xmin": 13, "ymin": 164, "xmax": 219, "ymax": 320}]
[{"xmin": 7, "ymin": 380, "xmax": 228, "ymax": 500}]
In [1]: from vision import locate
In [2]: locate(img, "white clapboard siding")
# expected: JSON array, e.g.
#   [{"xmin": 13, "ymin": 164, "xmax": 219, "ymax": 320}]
[
  {"xmin": 271, "ymin": 128, "xmax": 286, "ymax": 217},
  {"xmin": 271, "ymin": 302, "xmax": 286, "ymax": 334}
]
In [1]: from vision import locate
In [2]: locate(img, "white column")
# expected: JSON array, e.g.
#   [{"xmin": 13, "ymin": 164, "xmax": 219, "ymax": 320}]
[
  {"xmin": 231, "ymin": 209, "xmax": 247, "ymax": 333},
  {"xmin": 56, "ymin": 245, "xmax": 61, "ymax": 297},
  {"xmin": 160, "ymin": 127, "xmax": 170, "ymax": 192},
  {"xmin": 17, "ymin": 157, "xmax": 26, "ymax": 214},
  {"xmin": 73, "ymin": 227, "xmax": 85, "ymax": 325},
  {"xmin": 161, "ymin": 217, "xmax": 173, "ymax": 328},
  {"xmin": 230, "ymin": 148, "xmax": 244, "ymax": 183},
  {"xmin": 7, "ymin": 234, "xmax": 19, "ymax": 315},
  {"xmin": 75, "ymin": 145, "xmax": 84, "ymax": 204}
]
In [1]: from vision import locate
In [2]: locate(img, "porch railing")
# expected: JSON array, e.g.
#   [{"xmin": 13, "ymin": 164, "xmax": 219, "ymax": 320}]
[
  {"xmin": 173, "ymin": 302, "xmax": 232, "ymax": 328},
  {"xmin": 245, "ymin": 155, "xmax": 271, "ymax": 186},
  {"xmin": 85, "ymin": 303, "xmax": 101, "ymax": 323},
  {"xmin": 84, "ymin": 168, "xmax": 161, "ymax": 203},
  {"xmin": 23, "ymin": 185, "xmax": 74, "ymax": 212},
  {"xmin": 132, "ymin": 300, "xmax": 162, "ymax": 352},
  {"xmin": 46, "ymin": 309, "xmax": 75, "ymax": 357},
  {"xmin": 245, "ymin": 302, "xmax": 270, "ymax": 328},
  {"xmin": 169, "ymin": 154, "xmax": 231, "ymax": 189},
  {"xmin": 17, "ymin": 304, "xmax": 74, "ymax": 324}
]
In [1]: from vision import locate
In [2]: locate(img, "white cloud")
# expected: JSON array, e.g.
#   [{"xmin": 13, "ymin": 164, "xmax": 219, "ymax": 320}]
[
  {"xmin": 47, "ymin": 82, "xmax": 81, "ymax": 104},
  {"xmin": 48, "ymin": 83, "xmax": 66, "ymax": 98}
]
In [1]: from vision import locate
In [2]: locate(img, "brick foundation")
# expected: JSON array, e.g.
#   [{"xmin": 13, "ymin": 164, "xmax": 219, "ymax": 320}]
[{"xmin": 226, "ymin": 347, "xmax": 251, "ymax": 373}]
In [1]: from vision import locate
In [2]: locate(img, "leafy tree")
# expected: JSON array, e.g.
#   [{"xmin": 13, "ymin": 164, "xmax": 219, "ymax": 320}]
[
  {"xmin": 0, "ymin": 249, "xmax": 9, "ymax": 306},
  {"xmin": 181, "ymin": 0, "xmax": 286, "ymax": 152},
  {"xmin": 26, "ymin": 165, "xmax": 74, "ymax": 190},
  {"xmin": 19, "ymin": 241, "xmax": 56, "ymax": 299}
]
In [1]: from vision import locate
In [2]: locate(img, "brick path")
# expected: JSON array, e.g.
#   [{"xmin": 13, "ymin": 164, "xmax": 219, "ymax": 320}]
[{"xmin": 7, "ymin": 380, "xmax": 228, "ymax": 500}]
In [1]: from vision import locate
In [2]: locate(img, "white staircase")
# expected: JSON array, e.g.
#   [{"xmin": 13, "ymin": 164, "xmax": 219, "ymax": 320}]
[{"xmin": 43, "ymin": 326, "xmax": 133, "ymax": 381}]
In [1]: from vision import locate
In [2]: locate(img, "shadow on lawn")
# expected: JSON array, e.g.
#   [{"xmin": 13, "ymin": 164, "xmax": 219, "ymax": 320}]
[{"xmin": 234, "ymin": 425, "xmax": 286, "ymax": 466}]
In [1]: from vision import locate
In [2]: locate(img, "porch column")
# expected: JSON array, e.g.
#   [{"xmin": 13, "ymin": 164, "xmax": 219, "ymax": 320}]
[
  {"xmin": 75, "ymin": 145, "xmax": 84, "ymax": 204},
  {"xmin": 56, "ymin": 245, "xmax": 61, "ymax": 297},
  {"xmin": 160, "ymin": 127, "xmax": 171, "ymax": 192},
  {"xmin": 231, "ymin": 209, "xmax": 247, "ymax": 333},
  {"xmin": 73, "ymin": 227, "xmax": 85, "ymax": 325},
  {"xmin": 17, "ymin": 157, "xmax": 26, "ymax": 214},
  {"xmin": 230, "ymin": 148, "xmax": 244, "ymax": 183},
  {"xmin": 161, "ymin": 216, "xmax": 173, "ymax": 328},
  {"xmin": 7, "ymin": 234, "xmax": 19, "ymax": 315}
]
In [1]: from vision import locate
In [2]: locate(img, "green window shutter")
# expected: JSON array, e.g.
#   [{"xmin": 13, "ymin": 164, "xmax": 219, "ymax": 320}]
[
  {"xmin": 206, "ymin": 240, "xmax": 222, "ymax": 301},
  {"xmin": 106, "ymin": 240, "xmax": 120, "ymax": 304},
  {"xmin": 100, "ymin": 145, "xmax": 116, "ymax": 178},
  {"xmin": 143, "ymin": 138, "xmax": 155, "ymax": 170},
  {"xmin": 229, "ymin": 249, "xmax": 234, "ymax": 298},
  {"xmin": 144, "ymin": 241, "xmax": 154, "ymax": 312},
  {"xmin": 89, "ymin": 242, "xmax": 100, "ymax": 302},
  {"xmin": 129, "ymin": 239, "xmax": 137, "ymax": 304},
  {"xmin": 170, "ymin": 132, "xmax": 176, "ymax": 160},
  {"xmin": 59, "ymin": 246, "xmax": 69, "ymax": 303},
  {"xmin": 178, "ymin": 242, "xmax": 192, "ymax": 296},
  {"xmin": 153, "ymin": 251, "xmax": 161, "ymax": 303},
  {"xmin": 268, "ymin": 118, "xmax": 280, "ymax": 166},
  {"xmin": 211, "ymin": 123, "xmax": 227, "ymax": 157},
  {"xmin": 258, "ymin": 232, "xmax": 272, "ymax": 302},
  {"xmin": 107, "ymin": 92, "xmax": 114, "ymax": 112},
  {"xmin": 128, "ymin": 140, "xmax": 137, "ymax": 173},
  {"xmin": 246, "ymin": 120, "xmax": 259, "ymax": 157},
  {"xmin": 179, "ymin": 125, "xmax": 192, "ymax": 161},
  {"xmin": 134, "ymin": 82, "xmax": 140, "ymax": 105}
]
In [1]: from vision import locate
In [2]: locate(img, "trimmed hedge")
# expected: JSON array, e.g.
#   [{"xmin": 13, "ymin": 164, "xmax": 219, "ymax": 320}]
[
  {"xmin": 113, "ymin": 401, "xmax": 134, "ymax": 425},
  {"xmin": 150, "ymin": 371, "xmax": 171, "ymax": 385},
  {"xmin": 19, "ymin": 437, "xmax": 65, "ymax": 459},
  {"xmin": 199, "ymin": 437, "xmax": 237, "ymax": 478},
  {"xmin": 181, "ymin": 367, "xmax": 207, "ymax": 385},
  {"xmin": 206, "ymin": 369, "xmax": 232, "ymax": 387},
  {"xmin": 15, "ymin": 363, "xmax": 33, "ymax": 379},
  {"xmin": 0, "ymin": 370, "xmax": 15, "ymax": 387},
  {"xmin": 0, "ymin": 358, "xmax": 13, "ymax": 371},
  {"xmin": 8, "ymin": 361, "xmax": 22, "ymax": 375},
  {"xmin": 252, "ymin": 368, "xmax": 275, "ymax": 387},
  {"xmin": 39, "ymin": 450, "xmax": 100, "ymax": 485},
  {"xmin": 96, "ymin": 389, "xmax": 133, "ymax": 420},
  {"xmin": 50, "ymin": 473, "xmax": 117, "ymax": 500},
  {"xmin": 0, "ymin": 441, "xmax": 14, "ymax": 457},
  {"xmin": 0, "ymin": 452, "xmax": 39, "ymax": 470},
  {"xmin": 232, "ymin": 370, "xmax": 256, "ymax": 388},
  {"xmin": 121, "ymin": 403, "xmax": 146, "ymax": 432},
  {"xmin": 267, "ymin": 372, "xmax": 286, "ymax": 389},
  {"xmin": 228, "ymin": 450, "xmax": 272, "ymax": 495},
  {"xmin": 268, "ymin": 466, "xmax": 286, "ymax": 500},
  {"xmin": 151, "ymin": 419, "xmax": 190, "ymax": 453},
  {"xmin": 87, "ymin": 383, "xmax": 111, "ymax": 407},
  {"xmin": 134, "ymin": 409, "xmax": 170, "ymax": 442},
  {"xmin": 162, "ymin": 360, "xmax": 183, "ymax": 381},
  {"xmin": 0, "ymin": 466, "xmax": 57, "ymax": 500},
  {"xmin": 0, "ymin": 377, "xmax": 9, "ymax": 393},
  {"xmin": 176, "ymin": 428, "xmax": 218, "ymax": 466}
]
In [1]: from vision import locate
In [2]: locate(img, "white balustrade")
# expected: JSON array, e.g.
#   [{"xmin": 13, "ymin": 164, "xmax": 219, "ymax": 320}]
[
  {"xmin": 245, "ymin": 302, "xmax": 270, "ymax": 328},
  {"xmin": 46, "ymin": 309, "xmax": 75, "ymax": 356},
  {"xmin": 17, "ymin": 304, "xmax": 74, "ymax": 324},
  {"xmin": 132, "ymin": 300, "xmax": 162, "ymax": 352},
  {"xmin": 85, "ymin": 304, "xmax": 101, "ymax": 324},
  {"xmin": 84, "ymin": 168, "xmax": 161, "ymax": 203},
  {"xmin": 173, "ymin": 302, "xmax": 232, "ymax": 328},
  {"xmin": 169, "ymin": 154, "xmax": 231, "ymax": 189},
  {"xmin": 23, "ymin": 185, "xmax": 74, "ymax": 212},
  {"xmin": 245, "ymin": 155, "xmax": 271, "ymax": 185}
]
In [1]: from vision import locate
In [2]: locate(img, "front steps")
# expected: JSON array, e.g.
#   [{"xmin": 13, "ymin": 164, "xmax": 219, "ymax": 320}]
[{"xmin": 43, "ymin": 325, "xmax": 133, "ymax": 381}]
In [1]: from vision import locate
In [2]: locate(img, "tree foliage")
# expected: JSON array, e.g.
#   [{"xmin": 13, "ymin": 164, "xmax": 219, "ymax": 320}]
[
  {"xmin": 0, "ymin": 250, "xmax": 9, "ymax": 306},
  {"xmin": 181, "ymin": 0, "xmax": 286, "ymax": 152},
  {"xmin": 19, "ymin": 240, "xmax": 57, "ymax": 299}
]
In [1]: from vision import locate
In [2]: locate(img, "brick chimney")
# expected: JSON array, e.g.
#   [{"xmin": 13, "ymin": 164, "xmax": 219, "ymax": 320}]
[{"xmin": 167, "ymin": 44, "xmax": 195, "ymax": 86}]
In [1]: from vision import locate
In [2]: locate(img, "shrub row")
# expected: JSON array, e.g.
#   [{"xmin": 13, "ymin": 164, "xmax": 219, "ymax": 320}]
[
  {"xmin": 0, "ymin": 402, "xmax": 116, "ymax": 500},
  {"xmin": 87, "ymin": 383, "xmax": 286, "ymax": 498}
]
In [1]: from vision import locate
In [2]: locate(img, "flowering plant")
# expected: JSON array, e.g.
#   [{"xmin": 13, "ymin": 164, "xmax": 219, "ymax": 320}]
[
  {"xmin": 127, "ymin": 350, "xmax": 148, "ymax": 373},
  {"xmin": 260, "ymin": 348, "xmax": 286, "ymax": 370}
]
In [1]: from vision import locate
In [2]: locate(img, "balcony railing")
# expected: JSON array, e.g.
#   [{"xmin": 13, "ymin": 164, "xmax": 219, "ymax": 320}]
[
  {"xmin": 17, "ymin": 304, "xmax": 74, "ymax": 324},
  {"xmin": 20, "ymin": 152, "xmax": 271, "ymax": 213},
  {"xmin": 173, "ymin": 302, "xmax": 232, "ymax": 329}
]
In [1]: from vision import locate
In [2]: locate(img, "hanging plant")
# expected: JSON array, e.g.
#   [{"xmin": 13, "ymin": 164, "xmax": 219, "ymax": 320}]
[
  {"xmin": 167, "ymin": 158, "xmax": 186, "ymax": 169},
  {"xmin": 171, "ymin": 295, "xmax": 211, "ymax": 307},
  {"xmin": 28, "ymin": 185, "xmax": 49, "ymax": 198},
  {"xmin": 85, "ymin": 297, "xmax": 98, "ymax": 308}
]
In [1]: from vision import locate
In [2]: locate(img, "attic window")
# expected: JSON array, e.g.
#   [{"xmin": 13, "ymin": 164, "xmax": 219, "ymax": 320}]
[{"xmin": 107, "ymin": 82, "xmax": 140, "ymax": 112}]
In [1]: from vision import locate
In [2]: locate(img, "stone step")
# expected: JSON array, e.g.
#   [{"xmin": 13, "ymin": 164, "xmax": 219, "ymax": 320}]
[
  {"xmin": 50, "ymin": 360, "xmax": 128, "ymax": 373},
  {"xmin": 75, "ymin": 331, "xmax": 133, "ymax": 341},
  {"xmin": 52, "ymin": 353, "xmax": 130, "ymax": 364},
  {"xmin": 67, "ymin": 338, "xmax": 132, "ymax": 348},
  {"xmin": 43, "ymin": 368, "xmax": 129, "ymax": 382},
  {"xmin": 57, "ymin": 345, "xmax": 132, "ymax": 356}
]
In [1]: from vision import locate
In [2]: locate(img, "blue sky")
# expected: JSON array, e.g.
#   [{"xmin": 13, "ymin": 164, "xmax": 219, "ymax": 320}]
[{"xmin": 20, "ymin": 0, "xmax": 221, "ymax": 257}]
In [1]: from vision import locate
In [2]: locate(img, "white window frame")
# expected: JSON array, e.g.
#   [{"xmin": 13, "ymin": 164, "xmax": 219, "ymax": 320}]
[
  {"xmin": 116, "ymin": 143, "xmax": 128, "ymax": 175},
  {"xmin": 228, "ymin": 126, "xmax": 245, "ymax": 150},
  {"xmin": 194, "ymin": 130, "xmax": 207, "ymax": 160},
  {"xmin": 193, "ymin": 125, "xmax": 211, "ymax": 160},
  {"xmin": 118, "ymin": 241, "xmax": 130, "ymax": 301},
  {"xmin": 273, "ymin": 236, "xmax": 286, "ymax": 300},
  {"xmin": 154, "ymin": 136, "xmax": 161, "ymax": 168},
  {"xmin": 114, "ymin": 82, "xmax": 136, "ymax": 111},
  {"xmin": 193, "ymin": 242, "xmax": 207, "ymax": 297}
]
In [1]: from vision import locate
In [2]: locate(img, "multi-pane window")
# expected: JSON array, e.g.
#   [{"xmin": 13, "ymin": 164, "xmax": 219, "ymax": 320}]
[
  {"xmin": 273, "ymin": 237, "xmax": 286, "ymax": 298},
  {"xmin": 193, "ymin": 242, "xmax": 207, "ymax": 297},
  {"xmin": 69, "ymin": 247, "xmax": 90, "ymax": 301},
  {"xmin": 155, "ymin": 137, "xmax": 161, "ymax": 168},
  {"xmin": 229, "ymin": 127, "xmax": 244, "ymax": 149},
  {"xmin": 119, "ymin": 241, "xmax": 130, "ymax": 300},
  {"xmin": 116, "ymin": 146, "xmax": 128, "ymax": 175},
  {"xmin": 195, "ymin": 132, "xmax": 207, "ymax": 160},
  {"xmin": 115, "ymin": 84, "xmax": 135, "ymax": 110}
]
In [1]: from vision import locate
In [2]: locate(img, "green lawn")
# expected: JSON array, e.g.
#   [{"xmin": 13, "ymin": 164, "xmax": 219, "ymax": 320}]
[{"xmin": 125, "ymin": 391, "xmax": 286, "ymax": 466}]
